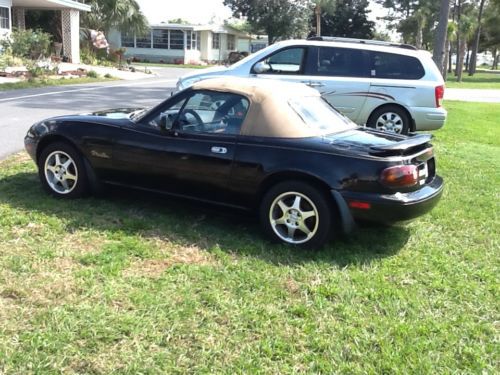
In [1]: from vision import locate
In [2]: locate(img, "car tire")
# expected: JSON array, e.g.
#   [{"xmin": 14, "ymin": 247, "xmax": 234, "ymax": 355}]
[
  {"xmin": 260, "ymin": 180, "xmax": 333, "ymax": 249},
  {"xmin": 367, "ymin": 105, "xmax": 410, "ymax": 135},
  {"xmin": 38, "ymin": 141, "xmax": 89, "ymax": 198}
]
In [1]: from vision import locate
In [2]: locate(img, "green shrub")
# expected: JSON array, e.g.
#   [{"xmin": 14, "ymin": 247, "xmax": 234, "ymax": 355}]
[
  {"xmin": 0, "ymin": 29, "xmax": 52, "ymax": 59},
  {"xmin": 87, "ymin": 70, "xmax": 99, "ymax": 78},
  {"xmin": 104, "ymin": 73, "xmax": 113, "ymax": 79}
]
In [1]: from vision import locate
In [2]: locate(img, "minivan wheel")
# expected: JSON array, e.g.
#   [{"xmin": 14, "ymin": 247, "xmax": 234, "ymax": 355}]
[
  {"xmin": 38, "ymin": 142, "xmax": 89, "ymax": 198},
  {"xmin": 368, "ymin": 105, "xmax": 410, "ymax": 135},
  {"xmin": 260, "ymin": 181, "xmax": 333, "ymax": 249}
]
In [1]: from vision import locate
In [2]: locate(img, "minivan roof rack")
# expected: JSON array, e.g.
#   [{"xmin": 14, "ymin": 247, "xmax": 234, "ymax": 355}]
[{"xmin": 307, "ymin": 36, "xmax": 418, "ymax": 51}]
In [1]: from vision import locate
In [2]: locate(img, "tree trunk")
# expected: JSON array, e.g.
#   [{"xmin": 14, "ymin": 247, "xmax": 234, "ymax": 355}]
[
  {"xmin": 416, "ymin": 21, "xmax": 423, "ymax": 49},
  {"xmin": 493, "ymin": 48, "xmax": 498, "ymax": 70},
  {"xmin": 443, "ymin": 37, "xmax": 450, "ymax": 79},
  {"xmin": 455, "ymin": 0, "xmax": 462, "ymax": 76},
  {"xmin": 465, "ymin": 48, "xmax": 470, "ymax": 71},
  {"xmin": 433, "ymin": 0, "xmax": 451, "ymax": 74},
  {"xmin": 315, "ymin": 5, "xmax": 321, "ymax": 37},
  {"xmin": 448, "ymin": 40, "xmax": 453, "ymax": 73},
  {"xmin": 456, "ymin": 38, "xmax": 466, "ymax": 82},
  {"xmin": 468, "ymin": 0, "xmax": 486, "ymax": 76}
]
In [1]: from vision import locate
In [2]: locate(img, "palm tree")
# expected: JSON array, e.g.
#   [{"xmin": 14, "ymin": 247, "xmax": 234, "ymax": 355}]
[
  {"xmin": 432, "ymin": 0, "xmax": 451, "ymax": 74},
  {"xmin": 312, "ymin": 0, "xmax": 337, "ymax": 37},
  {"xmin": 82, "ymin": 0, "xmax": 149, "ymax": 36}
]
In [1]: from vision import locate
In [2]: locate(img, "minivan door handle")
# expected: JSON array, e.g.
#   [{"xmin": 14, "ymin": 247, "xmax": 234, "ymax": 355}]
[
  {"xmin": 307, "ymin": 81, "xmax": 325, "ymax": 88},
  {"xmin": 211, "ymin": 146, "xmax": 227, "ymax": 154}
]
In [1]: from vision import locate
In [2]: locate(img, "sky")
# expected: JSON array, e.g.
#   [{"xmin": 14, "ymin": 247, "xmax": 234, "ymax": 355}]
[{"xmin": 135, "ymin": 0, "xmax": 388, "ymax": 28}]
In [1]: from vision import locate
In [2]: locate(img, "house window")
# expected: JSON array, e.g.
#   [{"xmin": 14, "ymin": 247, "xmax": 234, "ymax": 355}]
[
  {"xmin": 136, "ymin": 31, "xmax": 152, "ymax": 48},
  {"xmin": 170, "ymin": 30, "xmax": 184, "ymax": 50},
  {"xmin": 153, "ymin": 29, "xmax": 169, "ymax": 49},
  {"xmin": 212, "ymin": 33, "xmax": 220, "ymax": 49},
  {"xmin": 121, "ymin": 32, "xmax": 135, "ymax": 48},
  {"xmin": 0, "ymin": 7, "xmax": 10, "ymax": 30},
  {"xmin": 227, "ymin": 35, "xmax": 235, "ymax": 50},
  {"xmin": 187, "ymin": 31, "xmax": 200, "ymax": 50}
]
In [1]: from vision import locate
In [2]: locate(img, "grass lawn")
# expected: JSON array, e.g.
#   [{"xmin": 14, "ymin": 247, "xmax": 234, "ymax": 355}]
[
  {"xmin": 445, "ymin": 71, "xmax": 500, "ymax": 89},
  {"xmin": 132, "ymin": 62, "xmax": 215, "ymax": 69},
  {"xmin": 0, "ymin": 102, "xmax": 498, "ymax": 373},
  {"xmin": 0, "ymin": 76, "xmax": 117, "ymax": 91}
]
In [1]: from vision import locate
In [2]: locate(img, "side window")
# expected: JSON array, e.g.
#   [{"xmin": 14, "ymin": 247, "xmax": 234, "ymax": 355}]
[
  {"xmin": 370, "ymin": 52, "xmax": 425, "ymax": 80},
  {"xmin": 176, "ymin": 91, "xmax": 249, "ymax": 135},
  {"xmin": 305, "ymin": 47, "xmax": 368, "ymax": 77},
  {"xmin": 255, "ymin": 47, "xmax": 306, "ymax": 75},
  {"xmin": 148, "ymin": 96, "xmax": 187, "ymax": 129}
]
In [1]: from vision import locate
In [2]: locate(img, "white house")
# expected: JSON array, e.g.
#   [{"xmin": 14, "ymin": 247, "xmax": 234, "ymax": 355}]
[
  {"xmin": 108, "ymin": 23, "xmax": 252, "ymax": 64},
  {"xmin": 0, "ymin": 0, "xmax": 90, "ymax": 63}
]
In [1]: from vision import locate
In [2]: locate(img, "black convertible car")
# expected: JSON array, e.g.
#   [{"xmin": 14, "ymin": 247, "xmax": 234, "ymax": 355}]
[{"xmin": 25, "ymin": 77, "xmax": 443, "ymax": 248}]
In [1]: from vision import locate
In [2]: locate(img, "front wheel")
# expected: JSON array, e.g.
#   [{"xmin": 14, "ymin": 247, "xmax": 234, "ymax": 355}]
[
  {"xmin": 367, "ymin": 105, "xmax": 410, "ymax": 135},
  {"xmin": 38, "ymin": 142, "xmax": 89, "ymax": 198},
  {"xmin": 259, "ymin": 181, "xmax": 333, "ymax": 249}
]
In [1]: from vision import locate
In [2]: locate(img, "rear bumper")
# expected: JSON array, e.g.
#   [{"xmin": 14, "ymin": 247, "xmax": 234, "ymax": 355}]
[
  {"xmin": 411, "ymin": 107, "xmax": 447, "ymax": 131},
  {"xmin": 338, "ymin": 176, "xmax": 444, "ymax": 224}
]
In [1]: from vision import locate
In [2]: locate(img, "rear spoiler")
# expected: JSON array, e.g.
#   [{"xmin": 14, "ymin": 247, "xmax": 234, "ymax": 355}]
[{"xmin": 369, "ymin": 134, "xmax": 433, "ymax": 156}]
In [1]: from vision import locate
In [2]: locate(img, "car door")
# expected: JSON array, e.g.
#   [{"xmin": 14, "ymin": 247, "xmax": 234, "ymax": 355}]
[
  {"xmin": 112, "ymin": 90, "xmax": 250, "ymax": 204},
  {"xmin": 302, "ymin": 46, "xmax": 371, "ymax": 123}
]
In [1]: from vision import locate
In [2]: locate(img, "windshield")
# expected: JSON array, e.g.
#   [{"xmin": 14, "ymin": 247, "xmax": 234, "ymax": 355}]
[
  {"xmin": 288, "ymin": 97, "xmax": 357, "ymax": 134},
  {"xmin": 129, "ymin": 108, "xmax": 150, "ymax": 122}
]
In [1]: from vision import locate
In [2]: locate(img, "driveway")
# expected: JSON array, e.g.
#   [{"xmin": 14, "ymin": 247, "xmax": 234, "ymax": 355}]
[
  {"xmin": 445, "ymin": 88, "xmax": 500, "ymax": 103},
  {"xmin": 0, "ymin": 67, "xmax": 195, "ymax": 160}
]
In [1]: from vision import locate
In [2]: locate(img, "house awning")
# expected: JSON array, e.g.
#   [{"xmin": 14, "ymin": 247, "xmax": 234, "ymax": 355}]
[{"xmin": 12, "ymin": 0, "xmax": 91, "ymax": 12}]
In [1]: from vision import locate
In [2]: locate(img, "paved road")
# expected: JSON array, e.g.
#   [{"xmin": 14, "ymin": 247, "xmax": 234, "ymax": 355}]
[
  {"xmin": 445, "ymin": 88, "xmax": 500, "ymax": 103},
  {"xmin": 0, "ymin": 67, "xmax": 195, "ymax": 160}
]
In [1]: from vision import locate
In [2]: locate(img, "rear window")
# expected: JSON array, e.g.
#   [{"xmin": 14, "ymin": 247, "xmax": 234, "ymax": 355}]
[
  {"xmin": 288, "ymin": 97, "xmax": 356, "ymax": 134},
  {"xmin": 370, "ymin": 51, "xmax": 425, "ymax": 80}
]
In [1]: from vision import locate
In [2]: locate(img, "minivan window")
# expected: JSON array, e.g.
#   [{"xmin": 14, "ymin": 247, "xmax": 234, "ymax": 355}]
[
  {"xmin": 306, "ymin": 47, "xmax": 368, "ymax": 77},
  {"xmin": 255, "ymin": 47, "xmax": 305, "ymax": 75},
  {"xmin": 370, "ymin": 51, "xmax": 425, "ymax": 80}
]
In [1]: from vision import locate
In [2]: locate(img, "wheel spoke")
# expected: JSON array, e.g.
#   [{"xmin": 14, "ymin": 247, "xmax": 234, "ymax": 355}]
[
  {"xmin": 63, "ymin": 159, "xmax": 73, "ymax": 169},
  {"xmin": 301, "ymin": 210, "xmax": 316, "ymax": 220},
  {"xmin": 277, "ymin": 199, "xmax": 289, "ymax": 214},
  {"xmin": 272, "ymin": 216, "xmax": 287, "ymax": 226},
  {"xmin": 46, "ymin": 165, "xmax": 56, "ymax": 173},
  {"xmin": 287, "ymin": 225, "xmax": 296, "ymax": 239},
  {"xmin": 64, "ymin": 172, "xmax": 77, "ymax": 181},
  {"xmin": 61, "ymin": 179, "xmax": 69, "ymax": 191},
  {"xmin": 298, "ymin": 221, "xmax": 312, "ymax": 237},
  {"xmin": 291, "ymin": 196, "xmax": 301, "ymax": 210},
  {"xmin": 55, "ymin": 153, "xmax": 61, "ymax": 166}
]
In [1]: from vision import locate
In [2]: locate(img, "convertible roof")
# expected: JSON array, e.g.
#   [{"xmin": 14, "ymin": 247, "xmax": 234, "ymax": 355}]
[{"xmin": 192, "ymin": 77, "xmax": 322, "ymax": 138}]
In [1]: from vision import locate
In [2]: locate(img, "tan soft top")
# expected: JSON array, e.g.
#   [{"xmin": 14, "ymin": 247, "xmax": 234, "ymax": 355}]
[{"xmin": 192, "ymin": 77, "xmax": 321, "ymax": 138}]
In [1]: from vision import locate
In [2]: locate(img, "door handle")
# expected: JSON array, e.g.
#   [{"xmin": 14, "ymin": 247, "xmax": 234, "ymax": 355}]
[
  {"xmin": 211, "ymin": 146, "xmax": 227, "ymax": 154},
  {"xmin": 307, "ymin": 81, "xmax": 325, "ymax": 88}
]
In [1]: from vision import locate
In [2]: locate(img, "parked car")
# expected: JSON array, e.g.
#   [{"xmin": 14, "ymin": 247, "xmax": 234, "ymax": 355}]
[
  {"xmin": 25, "ymin": 78, "xmax": 443, "ymax": 248},
  {"xmin": 177, "ymin": 37, "xmax": 447, "ymax": 135}
]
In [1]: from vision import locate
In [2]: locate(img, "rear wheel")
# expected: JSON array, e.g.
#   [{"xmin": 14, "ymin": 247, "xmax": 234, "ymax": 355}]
[
  {"xmin": 260, "ymin": 181, "xmax": 333, "ymax": 249},
  {"xmin": 367, "ymin": 105, "xmax": 410, "ymax": 135},
  {"xmin": 38, "ymin": 142, "xmax": 89, "ymax": 198}
]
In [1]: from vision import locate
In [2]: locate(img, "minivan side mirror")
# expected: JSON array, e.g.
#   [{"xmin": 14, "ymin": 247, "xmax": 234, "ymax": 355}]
[{"xmin": 253, "ymin": 61, "xmax": 271, "ymax": 74}]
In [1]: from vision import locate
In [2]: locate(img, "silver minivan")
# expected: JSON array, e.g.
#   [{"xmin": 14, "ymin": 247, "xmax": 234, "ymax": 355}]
[{"xmin": 176, "ymin": 37, "xmax": 447, "ymax": 134}]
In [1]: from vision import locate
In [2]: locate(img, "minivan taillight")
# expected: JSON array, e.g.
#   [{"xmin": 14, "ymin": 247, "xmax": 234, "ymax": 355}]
[
  {"xmin": 380, "ymin": 165, "xmax": 418, "ymax": 188},
  {"xmin": 435, "ymin": 85, "xmax": 444, "ymax": 107}
]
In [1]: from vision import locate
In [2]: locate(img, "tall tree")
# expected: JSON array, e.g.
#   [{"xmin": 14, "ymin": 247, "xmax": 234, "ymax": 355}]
[
  {"xmin": 223, "ymin": 0, "xmax": 311, "ymax": 44},
  {"xmin": 312, "ymin": 0, "xmax": 337, "ymax": 36},
  {"xmin": 468, "ymin": 0, "xmax": 487, "ymax": 75},
  {"xmin": 82, "ymin": 0, "xmax": 149, "ymax": 35},
  {"xmin": 456, "ymin": 13, "xmax": 475, "ymax": 81},
  {"xmin": 432, "ymin": 0, "xmax": 451, "ymax": 75},
  {"xmin": 315, "ymin": 0, "xmax": 374, "ymax": 39}
]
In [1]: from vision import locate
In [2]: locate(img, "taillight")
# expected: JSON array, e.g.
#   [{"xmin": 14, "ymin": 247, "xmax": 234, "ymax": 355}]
[
  {"xmin": 435, "ymin": 85, "xmax": 444, "ymax": 107},
  {"xmin": 380, "ymin": 165, "xmax": 418, "ymax": 188}
]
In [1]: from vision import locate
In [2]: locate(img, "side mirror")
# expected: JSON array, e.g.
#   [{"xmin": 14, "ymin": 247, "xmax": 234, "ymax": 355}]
[{"xmin": 253, "ymin": 61, "xmax": 271, "ymax": 74}]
